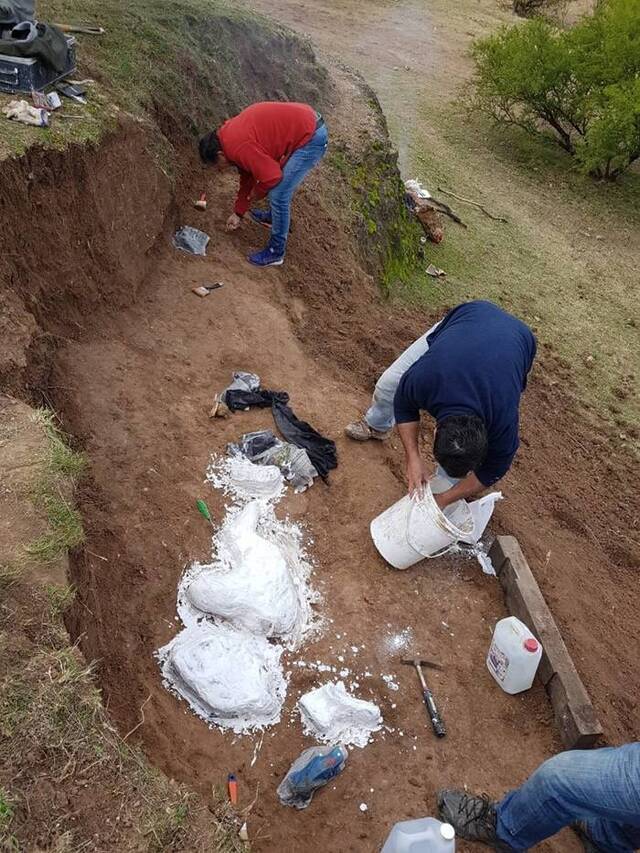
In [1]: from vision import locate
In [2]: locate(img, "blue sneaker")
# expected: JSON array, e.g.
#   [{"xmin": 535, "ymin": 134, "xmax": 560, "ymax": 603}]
[
  {"xmin": 249, "ymin": 209, "xmax": 272, "ymax": 228},
  {"xmin": 248, "ymin": 245, "xmax": 285, "ymax": 267}
]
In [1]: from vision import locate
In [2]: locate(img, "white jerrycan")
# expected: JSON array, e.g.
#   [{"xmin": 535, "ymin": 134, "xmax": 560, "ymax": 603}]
[
  {"xmin": 381, "ymin": 817, "xmax": 455, "ymax": 852},
  {"xmin": 487, "ymin": 616, "xmax": 542, "ymax": 694}
]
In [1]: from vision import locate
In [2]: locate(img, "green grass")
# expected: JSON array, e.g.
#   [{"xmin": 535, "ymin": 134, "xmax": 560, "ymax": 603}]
[
  {"xmin": 0, "ymin": 791, "xmax": 18, "ymax": 851},
  {"xmin": 391, "ymin": 96, "xmax": 640, "ymax": 449},
  {"xmin": 32, "ymin": 409, "xmax": 88, "ymax": 478},
  {"xmin": 0, "ymin": 595, "xmax": 238, "ymax": 850},
  {"xmin": 47, "ymin": 583, "xmax": 76, "ymax": 619},
  {"xmin": 25, "ymin": 488, "xmax": 84, "ymax": 563},
  {"xmin": 0, "ymin": 562, "xmax": 23, "ymax": 590},
  {"xmin": 310, "ymin": 0, "xmax": 639, "ymax": 448}
]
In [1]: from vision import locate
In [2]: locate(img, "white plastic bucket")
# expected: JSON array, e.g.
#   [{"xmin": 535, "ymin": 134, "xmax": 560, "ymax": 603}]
[{"xmin": 370, "ymin": 485, "xmax": 474, "ymax": 570}]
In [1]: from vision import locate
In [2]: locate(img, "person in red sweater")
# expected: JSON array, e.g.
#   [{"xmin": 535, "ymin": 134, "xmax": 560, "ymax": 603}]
[{"xmin": 199, "ymin": 101, "xmax": 328, "ymax": 267}]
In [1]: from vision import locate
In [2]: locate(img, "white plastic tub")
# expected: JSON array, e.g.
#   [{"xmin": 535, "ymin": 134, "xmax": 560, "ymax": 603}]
[{"xmin": 370, "ymin": 485, "xmax": 474, "ymax": 570}]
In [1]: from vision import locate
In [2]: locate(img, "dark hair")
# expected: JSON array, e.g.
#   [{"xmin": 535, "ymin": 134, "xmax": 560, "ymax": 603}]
[
  {"xmin": 199, "ymin": 130, "xmax": 221, "ymax": 164},
  {"xmin": 434, "ymin": 415, "xmax": 488, "ymax": 479}
]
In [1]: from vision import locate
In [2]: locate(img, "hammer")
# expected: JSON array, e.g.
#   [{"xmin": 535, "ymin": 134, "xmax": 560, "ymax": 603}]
[{"xmin": 401, "ymin": 658, "xmax": 446, "ymax": 738}]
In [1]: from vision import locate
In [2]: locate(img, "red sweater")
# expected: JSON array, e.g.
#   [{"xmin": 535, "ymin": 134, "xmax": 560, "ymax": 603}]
[{"xmin": 217, "ymin": 102, "xmax": 317, "ymax": 215}]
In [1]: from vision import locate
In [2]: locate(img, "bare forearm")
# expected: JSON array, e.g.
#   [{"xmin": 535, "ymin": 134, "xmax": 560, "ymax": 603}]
[
  {"xmin": 436, "ymin": 472, "xmax": 484, "ymax": 509},
  {"xmin": 397, "ymin": 421, "xmax": 420, "ymax": 461}
]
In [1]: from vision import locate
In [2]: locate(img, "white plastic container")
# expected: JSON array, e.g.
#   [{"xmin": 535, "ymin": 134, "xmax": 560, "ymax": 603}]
[
  {"xmin": 487, "ymin": 616, "xmax": 543, "ymax": 694},
  {"xmin": 370, "ymin": 485, "xmax": 474, "ymax": 570},
  {"xmin": 381, "ymin": 817, "xmax": 455, "ymax": 852}
]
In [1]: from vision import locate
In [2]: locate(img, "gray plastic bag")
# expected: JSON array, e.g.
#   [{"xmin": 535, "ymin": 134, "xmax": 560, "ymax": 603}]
[{"xmin": 172, "ymin": 226, "xmax": 210, "ymax": 256}]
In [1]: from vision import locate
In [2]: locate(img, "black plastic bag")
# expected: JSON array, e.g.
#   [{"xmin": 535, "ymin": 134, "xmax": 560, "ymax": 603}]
[
  {"xmin": 272, "ymin": 400, "xmax": 337, "ymax": 480},
  {"xmin": 225, "ymin": 388, "xmax": 289, "ymax": 412}
]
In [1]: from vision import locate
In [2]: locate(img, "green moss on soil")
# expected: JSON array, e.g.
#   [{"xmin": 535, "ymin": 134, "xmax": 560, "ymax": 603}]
[{"xmin": 327, "ymin": 138, "xmax": 425, "ymax": 291}]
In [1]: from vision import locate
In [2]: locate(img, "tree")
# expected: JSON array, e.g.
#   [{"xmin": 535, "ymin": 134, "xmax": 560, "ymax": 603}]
[
  {"xmin": 512, "ymin": 0, "xmax": 566, "ymax": 19},
  {"xmin": 471, "ymin": 0, "xmax": 640, "ymax": 178}
]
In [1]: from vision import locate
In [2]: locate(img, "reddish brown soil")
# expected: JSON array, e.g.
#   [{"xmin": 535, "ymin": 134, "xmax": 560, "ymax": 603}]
[
  {"xmin": 1, "ymin": 15, "xmax": 635, "ymax": 850},
  {"xmin": 48, "ymin": 126, "xmax": 639, "ymax": 849}
]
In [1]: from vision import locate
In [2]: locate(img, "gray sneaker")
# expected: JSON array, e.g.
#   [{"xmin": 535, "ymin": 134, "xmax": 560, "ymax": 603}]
[
  {"xmin": 344, "ymin": 419, "xmax": 392, "ymax": 441},
  {"xmin": 437, "ymin": 790, "xmax": 517, "ymax": 851}
]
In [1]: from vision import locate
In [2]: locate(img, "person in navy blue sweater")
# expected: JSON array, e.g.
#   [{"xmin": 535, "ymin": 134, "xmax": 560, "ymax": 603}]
[{"xmin": 346, "ymin": 301, "xmax": 537, "ymax": 510}]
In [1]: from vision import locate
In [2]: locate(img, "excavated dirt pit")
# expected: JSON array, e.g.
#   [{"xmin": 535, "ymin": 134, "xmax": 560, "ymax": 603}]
[
  {"xmin": 2, "ymin": 5, "xmax": 638, "ymax": 850},
  {"xmin": 50, "ymin": 164, "xmax": 587, "ymax": 852}
]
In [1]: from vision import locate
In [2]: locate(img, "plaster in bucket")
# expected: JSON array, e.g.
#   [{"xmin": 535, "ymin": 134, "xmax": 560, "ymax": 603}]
[
  {"xmin": 371, "ymin": 485, "xmax": 475, "ymax": 570},
  {"xmin": 157, "ymin": 622, "xmax": 287, "ymax": 733}
]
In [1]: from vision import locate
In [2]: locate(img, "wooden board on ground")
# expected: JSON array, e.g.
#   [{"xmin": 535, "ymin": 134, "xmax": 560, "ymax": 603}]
[{"xmin": 490, "ymin": 535, "xmax": 603, "ymax": 749}]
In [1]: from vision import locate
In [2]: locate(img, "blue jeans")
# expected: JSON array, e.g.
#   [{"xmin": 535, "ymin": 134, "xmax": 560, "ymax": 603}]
[
  {"xmin": 267, "ymin": 123, "xmax": 328, "ymax": 255},
  {"xmin": 497, "ymin": 745, "xmax": 640, "ymax": 851},
  {"xmin": 365, "ymin": 321, "xmax": 441, "ymax": 433},
  {"xmin": 364, "ymin": 319, "xmax": 459, "ymax": 490}
]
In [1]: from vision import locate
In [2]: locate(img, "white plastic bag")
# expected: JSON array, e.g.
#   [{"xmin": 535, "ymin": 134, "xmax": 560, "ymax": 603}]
[{"xmin": 461, "ymin": 491, "xmax": 503, "ymax": 544}]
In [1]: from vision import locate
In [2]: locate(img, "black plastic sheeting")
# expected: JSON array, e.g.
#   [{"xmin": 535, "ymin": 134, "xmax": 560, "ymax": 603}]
[{"xmin": 272, "ymin": 400, "xmax": 337, "ymax": 481}]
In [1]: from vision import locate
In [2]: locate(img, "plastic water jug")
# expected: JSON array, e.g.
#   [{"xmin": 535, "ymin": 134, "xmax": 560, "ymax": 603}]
[
  {"xmin": 381, "ymin": 817, "xmax": 455, "ymax": 852},
  {"xmin": 487, "ymin": 616, "xmax": 543, "ymax": 694}
]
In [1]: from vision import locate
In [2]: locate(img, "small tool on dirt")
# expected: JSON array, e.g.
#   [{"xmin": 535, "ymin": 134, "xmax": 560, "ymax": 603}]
[
  {"xmin": 194, "ymin": 192, "xmax": 207, "ymax": 211},
  {"xmin": 55, "ymin": 23, "xmax": 105, "ymax": 35},
  {"xmin": 401, "ymin": 658, "xmax": 446, "ymax": 738},
  {"xmin": 228, "ymin": 773, "xmax": 238, "ymax": 805},
  {"xmin": 56, "ymin": 82, "xmax": 87, "ymax": 104},
  {"xmin": 196, "ymin": 499, "xmax": 214, "ymax": 528},
  {"xmin": 192, "ymin": 282, "xmax": 223, "ymax": 298}
]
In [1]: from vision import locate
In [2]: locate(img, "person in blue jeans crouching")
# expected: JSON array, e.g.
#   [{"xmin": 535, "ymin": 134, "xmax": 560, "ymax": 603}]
[{"xmin": 439, "ymin": 743, "xmax": 640, "ymax": 851}]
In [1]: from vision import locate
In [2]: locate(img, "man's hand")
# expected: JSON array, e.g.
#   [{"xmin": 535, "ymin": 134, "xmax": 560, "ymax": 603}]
[
  {"xmin": 406, "ymin": 456, "xmax": 430, "ymax": 499},
  {"xmin": 226, "ymin": 213, "xmax": 242, "ymax": 232}
]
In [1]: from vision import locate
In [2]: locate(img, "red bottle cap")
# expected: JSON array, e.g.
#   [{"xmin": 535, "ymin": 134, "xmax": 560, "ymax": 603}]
[{"xmin": 524, "ymin": 638, "xmax": 539, "ymax": 653}]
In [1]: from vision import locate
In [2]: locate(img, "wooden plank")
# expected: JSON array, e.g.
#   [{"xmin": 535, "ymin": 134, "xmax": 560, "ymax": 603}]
[{"xmin": 493, "ymin": 535, "xmax": 603, "ymax": 749}]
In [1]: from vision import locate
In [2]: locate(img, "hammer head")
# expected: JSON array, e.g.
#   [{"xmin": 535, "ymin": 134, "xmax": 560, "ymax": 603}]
[{"xmin": 401, "ymin": 658, "xmax": 443, "ymax": 671}]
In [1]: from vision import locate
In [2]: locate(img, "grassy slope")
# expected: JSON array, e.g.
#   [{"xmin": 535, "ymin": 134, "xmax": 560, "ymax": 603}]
[
  {"xmin": 0, "ymin": 0, "xmax": 324, "ymax": 156},
  {"xmin": 380, "ymin": 0, "xmax": 640, "ymax": 450}
]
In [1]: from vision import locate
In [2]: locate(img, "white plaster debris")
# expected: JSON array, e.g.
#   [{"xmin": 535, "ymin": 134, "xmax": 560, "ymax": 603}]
[
  {"xmin": 157, "ymin": 622, "xmax": 287, "ymax": 733},
  {"xmin": 207, "ymin": 454, "xmax": 284, "ymax": 501},
  {"xmin": 405, "ymin": 178, "xmax": 431, "ymax": 199},
  {"xmin": 178, "ymin": 500, "xmax": 319, "ymax": 648},
  {"xmin": 299, "ymin": 682, "xmax": 382, "ymax": 748},
  {"xmin": 382, "ymin": 626, "xmax": 414, "ymax": 656},
  {"xmin": 158, "ymin": 450, "xmax": 321, "ymax": 735},
  {"xmin": 293, "ymin": 660, "xmax": 337, "ymax": 674},
  {"xmin": 251, "ymin": 733, "xmax": 265, "ymax": 767},
  {"xmin": 382, "ymin": 674, "xmax": 400, "ymax": 692}
]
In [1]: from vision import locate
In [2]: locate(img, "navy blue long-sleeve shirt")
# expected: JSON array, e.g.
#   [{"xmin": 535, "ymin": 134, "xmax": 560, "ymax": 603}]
[{"xmin": 394, "ymin": 301, "xmax": 536, "ymax": 486}]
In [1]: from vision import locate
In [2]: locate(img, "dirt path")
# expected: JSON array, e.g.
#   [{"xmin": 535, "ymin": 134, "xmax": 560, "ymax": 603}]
[{"xmin": 54, "ymin": 156, "xmax": 583, "ymax": 851}]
